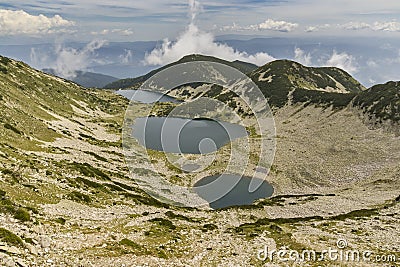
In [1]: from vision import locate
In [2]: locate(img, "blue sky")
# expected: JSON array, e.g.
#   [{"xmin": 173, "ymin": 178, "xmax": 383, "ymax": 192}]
[
  {"xmin": 1, "ymin": 0, "xmax": 400, "ymax": 42},
  {"xmin": 1, "ymin": 1, "xmax": 400, "ymax": 86}
]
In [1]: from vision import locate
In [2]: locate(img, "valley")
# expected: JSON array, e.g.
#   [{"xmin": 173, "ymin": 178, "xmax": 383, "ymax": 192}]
[{"xmin": 0, "ymin": 54, "xmax": 399, "ymax": 266}]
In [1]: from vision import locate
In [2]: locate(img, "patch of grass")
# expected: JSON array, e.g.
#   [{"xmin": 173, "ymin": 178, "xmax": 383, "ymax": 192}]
[
  {"xmin": 4, "ymin": 123, "xmax": 23, "ymax": 135},
  {"xmin": 148, "ymin": 218, "xmax": 176, "ymax": 230},
  {"xmin": 75, "ymin": 177, "xmax": 107, "ymax": 191},
  {"xmin": 330, "ymin": 208, "xmax": 379, "ymax": 221},
  {"xmin": 13, "ymin": 208, "xmax": 30, "ymax": 222},
  {"xmin": 67, "ymin": 191, "xmax": 92, "ymax": 203},
  {"xmin": 66, "ymin": 162, "xmax": 111, "ymax": 181},
  {"xmin": 202, "ymin": 223, "xmax": 218, "ymax": 232},
  {"xmin": 0, "ymin": 190, "xmax": 32, "ymax": 222},
  {"xmin": 122, "ymin": 192, "xmax": 169, "ymax": 208},
  {"xmin": 165, "ymin": 211, "xmax": 198, "ymax": 223},
  {"xmin": 0, "ymin": 228, "xmax": 24, "ymax": 247},
  {"xmin": 84, "ymin": 151, "xmax": 108, "ymax": 162},
  {"xmin": 119, "ymin": 238, "xmax": 143, "ymax": 250},
  {"xmin": 292, "ymin": 89, "xmax": 356, "ymax": 108},
  {"xmin": 55, "ymin": 217, "xmax": 66, "ymax": 225}
]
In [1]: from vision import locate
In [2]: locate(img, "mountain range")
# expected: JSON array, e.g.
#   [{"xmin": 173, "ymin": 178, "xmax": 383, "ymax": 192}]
[{"xmin": 0, "ymin": 53, "xmax": 399, "ymax": 266}]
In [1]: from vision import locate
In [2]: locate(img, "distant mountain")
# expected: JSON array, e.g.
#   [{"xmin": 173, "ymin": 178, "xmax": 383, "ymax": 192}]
[
  {"xmin": 103, "ymin": 54, "xmax": 258, "ymax": 89},
  {"xmin": 249, "ymin": 60, "xmax": 366, "ymax": 108},
  {"xmin": 43, "ymin": 69, "xmax": 119, "ymax": 88}
]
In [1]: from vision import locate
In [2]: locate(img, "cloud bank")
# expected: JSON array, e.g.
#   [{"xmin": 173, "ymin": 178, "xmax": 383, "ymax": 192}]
[
  {"xmin": 31, "ymin": 40, "xmax": 108, "ymax": 79},
  {"xmin": 294, "ymin": 48, "xmax": 312, "ymax": 65},
  {"xmin": 0, "ymin": 9, "xmax": 74, "ymax": 35},
  {"xmin": 257, "ymin": 19, "xmax": 299, "ymax": 32},
  {"xmin": 91, "ymin": 28, "xmax": 133, "ymax": 36},
  {"xmin": 144, "ymin": 23, "xmax": 275, "ymax": 66},
  {"xmin": 144, "ymin": 0, "xmax": 275, "ymax": 66},
  {"xmin": 222, "ymin": 19, "xmax": 299, "ymax": 32},
  {"xmin": 325, "ymin": 51, "xmax": 358, "ymax": 74},
  {"xmin": 291, "ymin": 48, "xmax": 358, "ymax": 74},
  {"xmin": 341, "ymin": 21, "xmax": 400, "ymax": 32}
]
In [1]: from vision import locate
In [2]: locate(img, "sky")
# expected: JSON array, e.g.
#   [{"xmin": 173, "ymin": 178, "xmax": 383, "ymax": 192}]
[
  {"xmin": 0, "ymin": 0, "xmax": 400, "ymax": 85},
  {"xmin": 1, "ymin": 0, "xmax": 400, "ymax": 42}
]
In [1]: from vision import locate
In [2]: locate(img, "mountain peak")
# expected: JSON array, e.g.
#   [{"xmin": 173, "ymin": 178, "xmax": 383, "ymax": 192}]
[{"xmin": 250, "ymin": 59, "xmax": 365, "ymax": 108}]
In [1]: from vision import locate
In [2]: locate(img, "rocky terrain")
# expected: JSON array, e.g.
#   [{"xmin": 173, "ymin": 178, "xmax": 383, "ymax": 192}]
[{"xmin": 0, "ymin": 55, "xmax": 399, "ymax": 266}]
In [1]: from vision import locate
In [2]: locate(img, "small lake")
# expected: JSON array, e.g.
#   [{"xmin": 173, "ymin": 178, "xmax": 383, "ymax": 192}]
[
  {"xmin": 132, "ymin": 117, "xmax": 247, "ymax": 154},
  {"xmin": 193, "ymin": 174, "xmax": 274, "ymax": 209},
  {"xmin": 116, "ymin": 89, "xmax": 180, "ymax": 103}
]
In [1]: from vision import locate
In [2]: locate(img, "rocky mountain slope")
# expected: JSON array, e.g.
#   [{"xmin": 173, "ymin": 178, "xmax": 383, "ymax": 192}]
[
  {"xmin": 353, "ymin": 81, "xmax": 400, "ymax": 132},
  {"xmin": 0, "ymin": 55, "xmax": 399, "ymax": 266},
  {"xmin": 250, "ymin": 60, "xmax": 366, "ymax": 108},
  {"xmin": 103, "ymin": 54, "xmax": 258, "ymax": 89}
]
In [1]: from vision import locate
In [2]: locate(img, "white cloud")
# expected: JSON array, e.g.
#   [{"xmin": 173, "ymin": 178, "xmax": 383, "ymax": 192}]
[
  {"xmin": 91, "ymin": 28, "xmax": 133, "ymax": 36},
  {"xmin": 221, "ymin": 19, "xmax": 299, "ymax": 33},
  {"xmin": 188, "ymin": 0, "xmax": 201, "ymax": 22},
  {"xmin": 340, "ymin": 21, "xmax": 400, "ymax": 32},
  {"xmin": 91, "ymin": 29, "xmax": 110, "ymax": 35},
  {"xmin": 145, "ymin": 1, "xmax": 276, "ymax": 66},
  {"xmin": 341, "ymin": 22, "xmax": 370, "ymax": 30},
  {"xmin": 305, "ymin": 26, "xmax": 318, "ymax": 33},
  {"xmin": 31, "ymin": 40, "xmax": 108, "ymax": 79},
  {"xmin": 0, "ymin": 9, "xmax": 74, "ymax": 36},
  {"xmin": 325, "ymin": 51, "xmax": 358, "ymax": 74},
  {"xmin": 256, "ymin": 19, "xmax": 299, "ymax": 32},
  {"xmin": 119, "ymin": 49, "xmax": 133, "ymax": 64},
  {"xmin": 367, "ymin": 60, "xmax": 378, "ymax": 68},
  {"xmin": 304, "ymin": 24, "xmax": 330, "ymax": 32},
  {"xmin": 294, "ymin": 48, "xmax": 312, "ymax": 65},
  {"xmin": 144, "ymin": 23, "xmax": 275, "ymax": 66},
  {"xmin": 372, "ymin": 21, "xmax": 400, "ymax": 32}
]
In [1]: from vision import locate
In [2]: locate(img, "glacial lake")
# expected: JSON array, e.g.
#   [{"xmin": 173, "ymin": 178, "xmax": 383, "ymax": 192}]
[
  {"xmin": 116, "ymin": 89, "xmax": 180, "ymax": 103},
  {"xmin": 132, "ymin": 117, "xmax": 248, "ymax": 154},
  {"xmin": 193, "ymin": 174, "xmax": 274, "ymax": 209}
]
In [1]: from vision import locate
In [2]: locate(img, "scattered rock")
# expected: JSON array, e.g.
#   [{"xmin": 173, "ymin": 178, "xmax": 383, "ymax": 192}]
[
  {"xmin": 25, "ymin": 243, "xmax": 38, "ymax": 255},
  {"xmin": 15, "ymin": 258, "xmax": 28, "ymax": 267},
  {"xmin": 39, "ymin": 236, "xmax": 51, "ymax": 248},
  {"xmin": 0, "ymin": 245, "xmax": 21, "ymax": 255}
]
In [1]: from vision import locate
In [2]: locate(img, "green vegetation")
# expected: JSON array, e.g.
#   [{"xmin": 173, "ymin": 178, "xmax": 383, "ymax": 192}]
[
  {"xmin": 202, "ymin": 223, "xmax": 218, "ymax": 232},
  {"xmin": 0, "ymin": 190, "xmax": 31, "ymax": 222},
  {"xmin": 148, "ymin": 218, "xmax": 176, "ymax": 230},
  {"xmin": 83, "ymin": 151, "xmax": 108, "ymax": 162},
  {"xmin": 55, "ymin": 217, "xmax": 67, "ymax": 225},
  {"xmin": 61, "ymin": 162, "xmax": 111, "ymax": 181},
  {"xmin": 330, "ymin": 208, "xmax": 379, "ymax": 221},
  {"xmin": 292, "ymin": 89, "xmax": 356, "ymax": 108},
  {"xmin": 13, "ymin": 208, "xmax": 31, "ymax": 222},
  {"xmin": 0, "ymin": 228, "xmax": 24, "ymax": 247},
  {"xmin": 67, "ymin": 191, "xmax": 92, "ymax": 203},
  {"xmin": 119, "ymin": 238, "xmax": 143, "ymax": 250},
  {"xmin": 354, "ymin": 81, "xmax": 400, "ymax": 123},
  {"xmin": 165, "ymin": 211, "xmax": 198, "ymax": 222},
  {"xmin": 250, "ymin": 60, "xmax": 365, "ymax": 108},
  {"xmin": 4, "ymin": 123, "xmax": 23, "ymax": 135}
]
